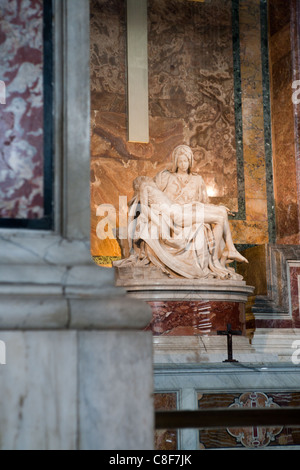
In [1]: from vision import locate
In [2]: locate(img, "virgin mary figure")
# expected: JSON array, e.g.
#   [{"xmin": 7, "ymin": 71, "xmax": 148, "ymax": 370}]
[{"xmin": 115, "ymin": 145, "xmax": 247, "ymax": 280}]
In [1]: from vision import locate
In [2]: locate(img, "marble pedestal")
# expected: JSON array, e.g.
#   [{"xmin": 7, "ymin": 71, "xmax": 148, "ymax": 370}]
[{"xmin": 115, "ymin": 266, "xmax": 254, "ymax": 336}]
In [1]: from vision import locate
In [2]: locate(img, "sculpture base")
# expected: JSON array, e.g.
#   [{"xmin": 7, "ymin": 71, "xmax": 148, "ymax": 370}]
[
  {"xmin": 115, "ymin": 266, "xmax": 254, "ymax": 336},
  {"xmin": 145, "ymin": 299, "xmax": 247, "ymax": 336}
]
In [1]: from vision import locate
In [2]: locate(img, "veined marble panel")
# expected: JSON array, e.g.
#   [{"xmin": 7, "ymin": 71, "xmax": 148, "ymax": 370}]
[
  {"xmin": 198, "ymin": 391, "xmax": 300, "ymax": 449},
  {"xmin": 0, "ymin": 0, "xmax": 44, "ymax": 220},
  {"xmin": 230, "ymin": 0, "xmax": 269, "ymax": 245},
  {"xmin": 154, "ymin": 362, "xmax": 300, "ymax": 450},
  {"xmin": 154, "ymin": 393, "xmax": 178, "ymax": 451},
  {"xmin": 288, "ymin": 261, "xmax": 300, "ymax": 328},
  {"xmin": 269, "ymin": 0, "xmax": 300, "ymax": 244},
  {"xmin": 145, "ymin": 300, "xmax": 246, "ymax": 336}
]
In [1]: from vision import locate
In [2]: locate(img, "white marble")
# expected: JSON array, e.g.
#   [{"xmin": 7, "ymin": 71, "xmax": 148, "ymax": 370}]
[
  {"xmin": 0, "ymin": 292, "xmax": 68, "ymax": 329},
  {"xmin": 154, "ymin": 362, "xmax": 300, "ymax": 394},
  {"xmin": 0, "ymin": 263, "xmax": 67, "ymax": 285},
  {"xmin": 63, "ymin": 0, "xmax": 91, "ymax": 240},
  {"xmin": 179, "ymin": 388, "xmax": 199, "ymax": 450},
  {"xmin": 0, "ymin": 233, "xmax": 98, "ymax": 266},
  {"xmin": 69, "ymin": 296, "xmax": 152, "ymax": 330},
  {"xmin": 153, "ymin": 329, "xmax": 300, "ymax": 364},
  {"xmin": 115, "ymin": 145, "xmax": 248, "ymax": 281},
  {"xmin": 78, "ymin": 331, "xmax": 154, "ymax": 450},
  {"xmin": 0, "ymin": 271, "xmax": 152, "ymax": 330},
  {"xmin": 0, "ymin": 252, "xmax": 154, "ymax": 329},
  {"xmin": 116, "ymin": 277, "xmax": 254, "ymax": 302},
  {"xmin": 0, "ymin": 329, "xmax": 155, "ymax": 450},
  {"xmin": 0, "ymin": 340, "xmax": 6, "ymax": 365},
  {"xmin": 153, "ymin": 334, "xmax": 278, "ymax": 365},
  {"xmin": 251, "ymin": 328, "xmax": 300, "ymax": 362},
  {"xmin": 0, "ymin": 331, "xmax": 77, "ymax": 450}
]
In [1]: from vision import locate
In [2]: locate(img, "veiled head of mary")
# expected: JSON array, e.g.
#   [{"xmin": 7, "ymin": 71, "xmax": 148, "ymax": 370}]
[{"xmin": 172, "ymin": 145, "xmax": 194, "ymax": 174}]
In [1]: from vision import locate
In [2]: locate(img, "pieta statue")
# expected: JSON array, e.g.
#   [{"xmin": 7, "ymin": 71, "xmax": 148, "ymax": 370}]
[{"xmin": 114, "ymin": 145, "xmax": 248, "ymax": 280}]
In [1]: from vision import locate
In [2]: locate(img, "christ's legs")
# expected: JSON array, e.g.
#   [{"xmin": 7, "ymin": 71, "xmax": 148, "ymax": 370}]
[
  {"xmin": 168, "ymin": 202, "xmax": 247, "ymax": 266},
  {"xmin": 203, "ymin": 205, "xmax": 248, "ymax": 264}
]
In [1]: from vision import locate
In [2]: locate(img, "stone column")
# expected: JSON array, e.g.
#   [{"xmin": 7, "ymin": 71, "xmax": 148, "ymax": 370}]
[{"xmin": 0, "ymin": 0, "xmax": 154, "ymax": 450}]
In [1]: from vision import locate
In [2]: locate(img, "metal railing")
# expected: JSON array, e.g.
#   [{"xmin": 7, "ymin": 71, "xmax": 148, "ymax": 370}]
[{"xmin": 155, "ymin": 407, "xmax": 300, "ymax": 429}]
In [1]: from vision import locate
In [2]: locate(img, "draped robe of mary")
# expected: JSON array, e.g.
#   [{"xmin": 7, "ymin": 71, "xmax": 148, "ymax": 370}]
[{"xmin": 125, "ymin": 169, "xmax": 235, "ymax": 279}]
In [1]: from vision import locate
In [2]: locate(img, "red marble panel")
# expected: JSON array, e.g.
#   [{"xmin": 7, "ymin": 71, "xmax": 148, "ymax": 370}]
[
  {"xmin": 252, "ymin": 263, "xmax": 300, "ymax": 330},
  {"xmin": 271, "ymin": 52, "xmax": 299, "ymax": 244},
  {"xmin": 268, "ymin": 2, "xmax": 300, "ymax": 244},
  {"xmin": 0, "ymin": 0, "xmax": 44, "ymax": 219},
  {"xmin": 254, "ymin": 319, "xmax": 293, "ymax": 329},
  {"xmin": 288, "ymin": 265, "xmax": 300, "ymax": 328},
  {"xmin": 145, "ymin": 300, "xmax": 246, "ymax": 336}
]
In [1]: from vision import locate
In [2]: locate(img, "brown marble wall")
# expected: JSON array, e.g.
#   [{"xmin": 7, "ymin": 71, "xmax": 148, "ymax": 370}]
[
  {"xmin": 287, "ymin": 263, "xmax": 300, "ymax": 328},
  {"xmin": 230, "ymin": 0, "xmax": 269, "ymax": 245},
  {"xmin": 90, "ymin": 0, "xmax": 241, "ymax": 258},
  {"xmin": 268, "ymin": 0, "xmax": 300, "ymax": 244},
  {"xmin": 148, "ymin": 0, "xmax": 238, "ymax": 207},
  {"xmin": 90, "ymin": 0, "xmax": 300, "ymax": 260},
  {"xmin": 290, "ymin": 0, "xmax": 300, "ymax": 243},
  {"xmin": 154, "ymin": 393, "xmax": 178, "ymax": 451}
]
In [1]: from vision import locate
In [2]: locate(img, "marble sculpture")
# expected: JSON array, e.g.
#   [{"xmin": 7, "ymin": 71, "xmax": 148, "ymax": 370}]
[{"xmin": 115, "ymin": 145, "xmax": 248, "ymax": 280}]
